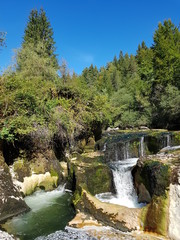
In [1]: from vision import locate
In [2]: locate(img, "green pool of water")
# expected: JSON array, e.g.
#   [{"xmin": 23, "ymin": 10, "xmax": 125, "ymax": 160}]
[{"xmin": 2, "ymin": 186, "xmax": 75, "ymax": 240}]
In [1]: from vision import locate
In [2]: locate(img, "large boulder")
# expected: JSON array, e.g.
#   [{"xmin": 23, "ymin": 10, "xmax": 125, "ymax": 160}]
[
  {"xmin": 132, "ymin": 154, "xmax": 175, "ymax": 237},
  {"xmin": 68, "ymin": 152, "xmax": 114, "ymax": 195},
  {"xmin": 0, "ymin": 152, "xmax": 29, "ymax": 222}
]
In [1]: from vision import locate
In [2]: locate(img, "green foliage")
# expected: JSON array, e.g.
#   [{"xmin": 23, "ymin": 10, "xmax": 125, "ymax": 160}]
[
  {"xmin": 153, "ymin": 20, "xmax": 180, "ymax": 86},
  {"xmin": 1, "ymin": 13, "xmax": 180, "ymax": 145},
  {"xmin": 16, "ymin": 42, "xmax": 58, "ymax": 80},
  {"xmin": 159, "ymin": 85, "xmax": 180, "ymax": 128},
  {"xmin": 136, "ymin": 41, "xmax": 154, "ymax": 82}
]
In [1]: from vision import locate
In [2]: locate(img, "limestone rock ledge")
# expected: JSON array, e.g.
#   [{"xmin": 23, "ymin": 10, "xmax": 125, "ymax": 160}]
[{"xmin": 74, "ymin": 189, "xmax": 141, "ymax": 232}]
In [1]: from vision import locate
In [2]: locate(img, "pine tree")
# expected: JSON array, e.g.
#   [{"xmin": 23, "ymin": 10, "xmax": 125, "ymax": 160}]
[
  {"xmin": 136, "ymin": 41, "xmax": 154, "ymax": 82},
  {"xmin": 153, "ymin": 19, "xmax": 180, "ymax": 87},
  {"xmin": 82, "ymin": 64, "xmax": 98, "ymax": 87},
  {"xmin": 23, "ymin": 8, "xmax": 58, "ymax": 69}
]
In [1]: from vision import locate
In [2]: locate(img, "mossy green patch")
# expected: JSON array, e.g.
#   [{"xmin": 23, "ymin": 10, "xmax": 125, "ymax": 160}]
[
  {"xmin": 73, "ymin": 190, "xmax": 82, "ymax": 206},
  {"xmin": 87, "ymin": 166, "xmax": 112, "ymax": 195},
  {"xmin": 68, "ymin": 153, "xmax": 113, "ymax": 196},
  {"xmin": 50, "ymin": 166, "xmax": 59, "ymax": 177},
  {"xmin": 13, "ymin": 159, "xmax": 31, "ymax": 182},
  {"xmin": 172, "ymin": 131, "xmax": 180, "ymax": 145},
  {"xmin": 141, "ymin": 192, "xmax": 169, "ymax": 236}
]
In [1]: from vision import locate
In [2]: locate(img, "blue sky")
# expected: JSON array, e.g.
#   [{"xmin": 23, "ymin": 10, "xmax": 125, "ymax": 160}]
[{"xmin": 0, "ymin": 0, "xmax": 179, "ymax": 74}]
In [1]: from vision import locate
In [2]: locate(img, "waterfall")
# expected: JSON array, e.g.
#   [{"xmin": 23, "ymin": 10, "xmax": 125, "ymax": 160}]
[
  {"xmin": 139, "ymin": 136, "xmax": 144, "ymax": 157},
  {"xmin": 102, "ymin": 143, "xmax": 107, "ymax": 152},
  {"xmin": 111, "ymin": 158, "xmax": 139, "ymax": 207},
  {"xmin": 96, "ymin": 157, "xmax": 143, "ymax": 208},
  {"xmin": 96, "ymin": 136, "xmax": 148, "ymax": 208},
  {"xmin": 124, "ymin": 142, "xmax": 130, "ymax": 159},
  {"xmin": 166, "ymin": 134, "xmax": 171, "ymax": 147}
]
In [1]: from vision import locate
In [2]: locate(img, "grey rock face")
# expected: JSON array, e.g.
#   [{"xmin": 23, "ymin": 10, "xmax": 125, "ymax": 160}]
[{"xmin": 0, "ymin": 154, "xmax": 29, "ymax": 222}]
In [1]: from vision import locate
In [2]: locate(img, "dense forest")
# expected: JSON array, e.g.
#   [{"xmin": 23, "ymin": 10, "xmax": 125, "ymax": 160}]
[{"xmin": 0, "ymin": 9, "xmax": 180, "ymax": 146}]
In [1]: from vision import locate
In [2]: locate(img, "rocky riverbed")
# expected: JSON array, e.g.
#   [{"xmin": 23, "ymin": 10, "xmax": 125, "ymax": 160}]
[{"xmin": 0, "ymin": 230, "xmax": 16, "ymax": 240}]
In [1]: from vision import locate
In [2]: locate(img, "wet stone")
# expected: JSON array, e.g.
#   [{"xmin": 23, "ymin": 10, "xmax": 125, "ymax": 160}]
[{"xmin": 35, "ymin": 228, "xmax": 96, "ymax": 240}]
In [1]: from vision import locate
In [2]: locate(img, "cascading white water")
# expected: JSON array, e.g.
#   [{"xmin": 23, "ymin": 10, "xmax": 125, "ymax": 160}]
[
  {"xmin": 111, "ymin": 158, "xmax": 140, "ymax": 208},
  {"xmin": 140, "ymin": 136, "xmax": 144, "ymax": 157},
  {"xmin": 25, "ymin": 185, "xmax": 65, "ymax": 211},
  {"xmin": 166, "ymin": 134, "xmax": 171, "ymax": 147},
  {"xmin": 102, "ymin": 143, "xmax": 107, "ymax": 152},
  {"xmin": 124, "ymin": 142, "xmax": 130, "ymax": 159},
  {"xmin": 96, "ymin": 137, "xmax": 146, "ymax": 208},
  {"xmin": 96, "ymin": 157, "xmax": 143, "ymax": 208}
]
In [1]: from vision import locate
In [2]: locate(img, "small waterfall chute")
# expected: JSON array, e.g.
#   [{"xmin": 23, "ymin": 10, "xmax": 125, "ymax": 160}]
[
  {"xmin": 96, "ymin": 158, "xmax": 143, "ymax": 208},
  {"xmin": 139, "ymin": 136, "xmax": 144, "ymax": 157},
  {"xmin": 166, "ymin": 134, "xmax": 171, "ymax": 147},
  {"xmin": 102, "ymin": 143, "xmax": 107, "ymax": 152}
]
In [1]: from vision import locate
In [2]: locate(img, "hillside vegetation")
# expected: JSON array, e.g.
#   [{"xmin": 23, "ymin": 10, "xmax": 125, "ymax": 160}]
[{"xmin": 0, "ymin": 9, "xmax": 180, "ymax": 147}]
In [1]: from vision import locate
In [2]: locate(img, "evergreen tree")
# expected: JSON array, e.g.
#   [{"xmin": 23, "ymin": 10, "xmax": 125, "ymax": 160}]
[
  {"xmin": 82, "ymin": 64, "xmax": 98, "ymax": 87},
  {"xmin": 136, "ymin": 41, "xmax": 154, "ymax": 82},
  {"xmin": 23, "ymin": 8, "xmax": 58, "ymax": 69},
  {"xmin": 152, "ymin": 19, "xmax": 180, "ymax": 87}
]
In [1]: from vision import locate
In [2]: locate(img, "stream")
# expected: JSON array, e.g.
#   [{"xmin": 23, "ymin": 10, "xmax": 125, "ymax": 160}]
[
  {"xmin": 2, "ymin": 186, "xmax": 75, "ymax": 240},
  {"xmin": 2, "ymin": 132, "xmax": 178, "ymax": 239}
]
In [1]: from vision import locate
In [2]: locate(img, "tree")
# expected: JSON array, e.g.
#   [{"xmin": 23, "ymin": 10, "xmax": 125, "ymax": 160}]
[
  {"xmin": 22, "ymin": 8, "xmax": 58, "ymax": 69},
  {"xmin": 152, "ymin": 19, "xmax": 180, "ymax": 87},
  {"xmin": 16, "ymin": 9, "xmax": 59, "ymax": 80},
  {"xmin": 59, "ymin": 59, "xmax": 68, "ymax": 84},
  {"xmin": 159, "ymin": 85, "xmax": 180, "ymax": 129},
  {"xmin": 82, "ymin": 64, "xmax": 98, "ymax": 87},
  {"xmin": 16, "ymin": 41, "xmax": 58, "ymax": 80},
  {"xmin": 136, "ymin": 41, "xmax": 154, "ymax": 82}
]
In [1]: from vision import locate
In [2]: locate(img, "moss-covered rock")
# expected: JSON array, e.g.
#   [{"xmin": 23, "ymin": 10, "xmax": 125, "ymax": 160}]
[
  {"xmin": 13, "ymin": 159, "xmax": 31, "ymax": 182},
  {"xmin": 133, "ymin": 157, "xmax": 171, "ymax": 236},
  {"xmin": 133, "ymin": 159, "xmax": 170, "ymax": 198},
  {"xmin": 68, "ymin": 152, "xmax": 114, "ymax": 196},
  {"xmin": 172, "ymin": 131, "xmax": 180, "ymax": 146},
  {"xmin": 29, "ymin": 151, "xmax": 63, "ymax": 182},
  {"xmin": 141, "ymin": 193, "xmax": 169, "ymax": 236}
]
